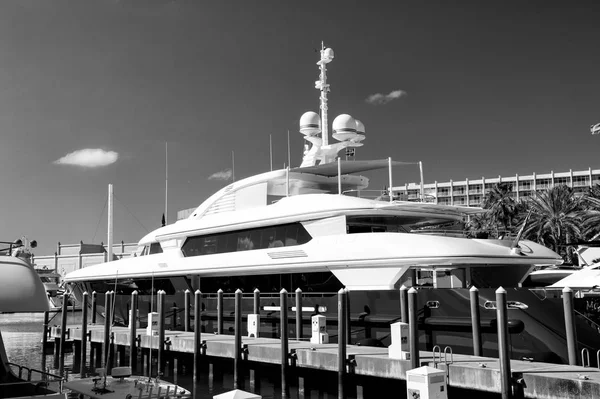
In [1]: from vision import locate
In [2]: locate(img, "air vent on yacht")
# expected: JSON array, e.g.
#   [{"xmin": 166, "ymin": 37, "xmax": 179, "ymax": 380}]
[{"xmin": 268, "ymin": 250, "xmax": 308, "ymax": 259}]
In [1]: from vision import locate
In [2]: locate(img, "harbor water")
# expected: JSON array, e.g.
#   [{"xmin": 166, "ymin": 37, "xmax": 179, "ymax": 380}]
[{"xmin": 1, "ymin": 312, "xmax": 500, "ymax": 398}]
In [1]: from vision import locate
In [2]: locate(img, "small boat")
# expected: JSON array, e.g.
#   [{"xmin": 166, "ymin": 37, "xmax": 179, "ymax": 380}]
[
  {"xmin": 35, "ymin": 269, "xmax": 78, "ymax": 311},
  {"xmin": 0, "ymin": 240, "xmax": 66, "ymax": 398}
]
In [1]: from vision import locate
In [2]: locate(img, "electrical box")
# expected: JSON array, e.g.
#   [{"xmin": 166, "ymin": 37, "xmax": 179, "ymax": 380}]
[
  {"xmin": 248, "ymin": 314, "xmax": 260, "ymax": 337},
  {"xmin": 310, "ymin": 314, "xmax": 328, "ymax": 344},
  {"xmin": 406, "ymin": 366, "xmax": 448, "ymax": 399},
  {"xmin": 146, "ymin": 312, "xmax": 159, "ymax": 336},
  {"xmin": 388, "ymin": 322, "xmax": 410, "ymax": 360}
]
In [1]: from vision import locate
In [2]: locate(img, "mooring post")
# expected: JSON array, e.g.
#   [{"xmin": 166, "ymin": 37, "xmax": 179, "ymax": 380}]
[
  {"xmin": 399, "ymin": 285, "xmax": 408, "ymax": 324},
  {"xmin": 295, "ymin": 288, "xmax": 303, "ymax": 340},
  {"xmin": 41, "ymin": 310, "xmax": 49, "ymax": 372},
  {"xmin": 496, "ymin": 287, "xmax": 512, "ymax": 399},
  {"xmin": 563, "ymin": 286, "xmax": 577, "ymax": 365},
  {"xmin": 254, "ymin": 288, "xmax": 260, "ymax": 315},
  {"xmin": 59, "ymin": 294, "xmax": 69, "ymax": 377},
  {"xmin": 408, "ymin": 287, "xmax": 419, "ymax": 369},
  {"xmin": 470, "ymin": 286, "xmax": 482, "ymax": 356},
  {"xmin": 129, "ymin": 291, "xmax": 138, "ymax": 372},
  {"xmin": 80, "ymin": 291, "xmax": 89, "ymax": 376},
  {"xmin": 193, "ymin": 290, "xmax": 202, "ymax": 392},
  {"xmin": 346, "ymin": 288, "xmax": 351, "ymax": 345},
  {"xmin": 217, "ymin": 289, "xmax": 224, "ymax": 335},
  {"xmin": 234, "ymin": 289, "xmax": 243, "ymax": 389},
  {"xmin": 338, "ymin": 288, "xmax": 347, "ymax": 399},
  {"xmin": 184, "ymin": 289, "xmax": 191, "ymax": 332},
  {"xmin": 91, "ymin": 291, "xmax": 97, "ymax": 324},
  {"xmin": 157, "ymin": 290, "xmax": 166, "ymax": 375},
  {"xmin": 280, "ymin": 288, "xmax": 289, "ymax": 398},
  {"xmin": 103, "ymin": 292, "xmax": 112, "ymax": 367}
]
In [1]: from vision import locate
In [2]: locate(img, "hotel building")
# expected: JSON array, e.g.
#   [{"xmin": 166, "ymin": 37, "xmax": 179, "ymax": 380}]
[{"xmin": 392, "ymin": 167, "xmax": 600, "ymax": 207}]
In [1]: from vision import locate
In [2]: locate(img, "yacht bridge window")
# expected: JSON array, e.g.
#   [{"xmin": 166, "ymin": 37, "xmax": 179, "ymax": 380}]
[
  {"xmin": 346, "ymin": 215, "xmax": 461, "ymax": 234},
  {"xmin": 181, "ymin": 222, "xmax": 312, "ymax": 257}
]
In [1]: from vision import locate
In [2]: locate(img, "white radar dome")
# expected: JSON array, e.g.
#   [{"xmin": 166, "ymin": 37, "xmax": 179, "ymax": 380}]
[
  {"xmin": 332, "ymin": 114, "xmax": 358, "ymax": 142},
  {"xmin": 354, "ymin": 119, "xmax": 366, "ymax": 142},
  {"xmin": 322, "ymin": 48, "xmax": 334, "ymax": 63},
  {"xmin": 299, "ymin": 111, "xmax": 321, "ymax": 136}
]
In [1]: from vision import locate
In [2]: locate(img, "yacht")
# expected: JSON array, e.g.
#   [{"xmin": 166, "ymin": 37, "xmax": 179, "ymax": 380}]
[
  {"xmin": 65, "ymin": 44, "xmax": 600, "ymax": 365},
  {"xmin": 0, "ymin": 241, "xmax": 65, "ymax": 398}
]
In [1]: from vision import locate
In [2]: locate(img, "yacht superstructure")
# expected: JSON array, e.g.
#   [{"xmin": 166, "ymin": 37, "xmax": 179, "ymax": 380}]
[{"xmin": 65, "ymin": 44, "xmax": 600, "ymax": 365}]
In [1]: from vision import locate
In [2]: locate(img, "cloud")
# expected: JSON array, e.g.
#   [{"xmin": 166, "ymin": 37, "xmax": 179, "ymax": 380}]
[
  {"xmin": 53, "ymin": 149, "xmax": 119, "ymax": 168},
  {"xmin": 208, "ymin": 169, "xmax": 233, "ymax": 181},
  {"xmin": 365, "ymin": 90, "xmax": 407, "ymax": 105}
]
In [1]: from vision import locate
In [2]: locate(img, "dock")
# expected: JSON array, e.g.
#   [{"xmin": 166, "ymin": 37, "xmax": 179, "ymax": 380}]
[{"xmin": 49, "ymin": 323, "xmax": 600, "ymax": 399}]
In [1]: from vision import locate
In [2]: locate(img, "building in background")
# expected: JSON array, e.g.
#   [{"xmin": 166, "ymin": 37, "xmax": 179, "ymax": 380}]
[{"xmin": 392, "ymin": 167, "xmax": 600, "ymax": 207}]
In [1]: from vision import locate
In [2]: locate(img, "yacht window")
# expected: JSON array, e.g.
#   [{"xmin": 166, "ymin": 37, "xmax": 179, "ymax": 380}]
[
  {"xmin": 346, "ymin": 215, "xmax": 460, "ymax": 234},
  {"xmin": 181, "ymin": 222, "xmax": 312, "ymax": 258},
  {"xmin": 149, "ymin": 242, "xmax": 163, "ymax": 254}
]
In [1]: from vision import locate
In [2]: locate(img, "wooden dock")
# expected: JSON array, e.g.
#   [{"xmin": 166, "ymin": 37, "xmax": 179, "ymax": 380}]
[{"xmin": 49, "ymin": 324, "xmax": 600, "ymax": 399}]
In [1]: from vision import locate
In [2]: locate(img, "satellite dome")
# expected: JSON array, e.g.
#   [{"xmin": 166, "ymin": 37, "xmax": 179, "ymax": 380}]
[
  {"xmin": 354, "ymin": 119, "xmax": 366, "ymax": 142},
  {"xmin": 332, "ymin": 114, "xmax": 357, "ymax": 142},
  {"xmin": 299, "ymin": 111, "xmax": 321, "ymax": 136},
  {"xmin": 322, "ymin": 48, "xmax": 334, "ymax": 63}
]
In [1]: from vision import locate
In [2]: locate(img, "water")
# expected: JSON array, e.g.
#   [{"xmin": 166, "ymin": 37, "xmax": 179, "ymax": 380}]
[{"xmin": 1, "ymin": 312, "xmax": 499, "ymax": 398}]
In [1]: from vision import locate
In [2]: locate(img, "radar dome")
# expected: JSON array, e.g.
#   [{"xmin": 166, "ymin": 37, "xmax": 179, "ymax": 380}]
[
  {"xmin": 332, "ymin": 114, "xmax": 357, "ymax": 142},
  {"xmin": 299, "ymin": 111, "xmax": 321, "ymax": 136},
  {"xmin": 322, "ymin": 48, "xmax": 334, "ymax": 63},
  {"xmin": 354, "ymin": 119, "xmax": 366, "ymax": 142}
]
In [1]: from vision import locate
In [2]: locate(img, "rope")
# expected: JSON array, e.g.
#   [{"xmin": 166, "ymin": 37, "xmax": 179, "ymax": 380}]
[
  {"xmin": 113, "ymin": 194, "xmax": 150, "ymax": 233},
  {"xmin": 91, "ymin": 196, "xmax": 108, "ymax": 243}
]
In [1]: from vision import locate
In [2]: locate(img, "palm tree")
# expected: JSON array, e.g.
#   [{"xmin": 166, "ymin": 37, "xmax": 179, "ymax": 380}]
[
  {"xmin": 581, "ymin": 184, "xmax": 600, "ymax": 240},
  {"xmin": 481, "ymin": 183, "xmax": 517, "ymax": 237},
  {"xmin": 521, "ymin": 185, "xmax": 583, "ymax": 260}
]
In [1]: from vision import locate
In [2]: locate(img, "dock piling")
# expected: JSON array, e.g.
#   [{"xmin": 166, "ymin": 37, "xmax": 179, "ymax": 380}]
[
  {"xmin": 496, "ymin": 287, "xmax": 512, "ymax": 399},
  {"xmin": 80, "ymin": 291, "xmax": 89, "ymax": 376},
  {"xmin": 91, "ymin": 291, "xmax": 97, "ymax": 324},
  {"xmin": 399, "ymin": 285, "xmax": 408, "ymax": 324},
  {"xmin": 184, "ymin": 289, "xmax": 191, "ymax": 332},
  {"xmin": 59, "ymin": 294, "xmax": 69, "ymax": 377},
  {"xmin": 470, "ymin": 286, "xmax": 482, "ymax": 356},
  {"xmin": 129, "ymin": 291, "xmax": 138, "ymax": 372},
  {"xmin": 41, "ymin": 310, "xmax": 49, "ymax": 372},
  {"xmin": 408, "ymin": 287, "xmax": 419, "ymax": 369},
  {"xmin": 346, "ymin": 289, "xmax": 351, "ymax": 345},
  {"xmin": 253, "ymin": 288, "xmax": 260, "ymax": 315},
  {"xmin": 280, "ymin": 288, "xmax": 289, "ymax": 398},
  {"xmin": 295, "ymin": 288, "xmax": 303, "ymax": 340},
  {"xmin": 103, "ymin": 291, "xmax": 112, "ymax": 367},
  {"xmin": 234, "ymin": 289, "xmax": 242, "ymax": 389},
  {"xmin": 193, "ymin": 290, "xmax": 202, "ymax": 393},
  {"xmin": 217, "ymin": 289, "xmax": 224, "ymax": 335},
  {"xmin": 338, "ymin": 288, "xmax": 347, "ymax": 399},
  {"xmin": 563, "ymin": 286, "xmax": 578, "ymax": 365},
  {"xmin": 157, "ymin": 290, "xmax": 166, "ymax": 374}
]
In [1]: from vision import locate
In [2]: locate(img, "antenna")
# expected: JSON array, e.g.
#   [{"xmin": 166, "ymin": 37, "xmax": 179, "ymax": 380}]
[
  {"xmin": 287, "ymin": 130, "xmax": 291, "ymax": 168},
  {"xmin": 165, "ymin": 142, "xmax": 168, "ymax": 225},
  {"xmin": 269, "ymin": 134, "xmax": 273, "ymax": 171},
  {"xmin": 232, "ymin": 151, "xmax": 235, "ymax": 182},
  {"xmin": 317, "ymin": 41, "xmax": 334, "ymax": 147}
]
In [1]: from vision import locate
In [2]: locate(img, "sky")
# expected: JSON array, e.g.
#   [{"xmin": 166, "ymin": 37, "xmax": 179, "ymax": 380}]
[{"xmin": 1, "ymin": 0, "xmax": 600, "ymax": 255}]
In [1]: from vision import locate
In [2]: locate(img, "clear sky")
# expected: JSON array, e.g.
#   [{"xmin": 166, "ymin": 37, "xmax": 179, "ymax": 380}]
[{"xmin": 1, "ymin": 0, "xmax": 600, "ymax": 255}]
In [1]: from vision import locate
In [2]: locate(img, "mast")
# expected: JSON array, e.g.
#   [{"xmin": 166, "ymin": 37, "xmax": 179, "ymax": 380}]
[
  {"xmin": 318, "ymin": 41, "xmax": 331, "ymax": 147},
  {"xmin": 165, "ymin": 142, "xmax": 168, "ymax": 225},
  {"xmin": 107, "ymin": 184, "xmax": 113, "ymax": 262}
]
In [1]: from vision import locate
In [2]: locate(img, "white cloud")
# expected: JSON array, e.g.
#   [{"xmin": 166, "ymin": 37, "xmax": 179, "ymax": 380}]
[
  {"xmin": 208, "ymin": 169, "xmax": 233, "ymax": 181},
  {"xmin": 53, "ymin": 149, "xmax": 119, "ymax": 168},
  {"xmin": 365, "ymin": 89, "xmax": 407, "ymax": 105}
]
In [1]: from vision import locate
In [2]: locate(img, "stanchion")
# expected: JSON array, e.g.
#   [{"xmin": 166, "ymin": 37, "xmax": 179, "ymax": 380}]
[
  {"xmin": 184, "ymin": 289, "xmax": 191, "ymax": 332},
  {"xmin": 408, "ymin": 287, "xmax": 419, "ymax": 369},
  {"xmin": 280, "ymin": 289, "xmax": 289, "ymax": 399},
  {"xmin": 129, "ymin": 290, "xmax": 138, "ymax": 372},
  {"xmin": 295, "ymin": 288, "xmax": 303, "ymax": 340},
  {"xmin": 346, "ymin": 289, "xmax": 351, "ymax": 345},
  {"xmin": 470, "ymin": 286, "xmax": 482, "ymax": 356},
  {"xmin": 338, "ymin": 288, "xmax": 347, "ymax": 399},
  {"xmin": 157, "ymin": 290, "xmax": 166, "ymax": 374},
  {"xmin": 217, "ymin": 289, "xmax": 224, "ymax": 334},
  {"xmin": 193, "ymin": 290, "xmax": 202, "ymax": 391},
  {"xmin": 80, "ymin": 292, "xmax": 89, "ymax": 375},
  {"xmin": 91, "ymin": 291, "xmax": 97, "ymax": 324},
  {"xmin": 496, "ymin": 287, "xmax": 512, "ymax": 399},
  {"xmin": 234, "ymin": 289, "xmax": 242, "ymax": 389},
  {"xmin": 563, "ymin": 287, "xmax": 577, "ymax": 365}
]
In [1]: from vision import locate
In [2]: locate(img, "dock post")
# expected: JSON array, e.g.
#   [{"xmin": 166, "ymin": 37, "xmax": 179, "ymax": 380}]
[
  {"xmin": 103, "ymin": 291, "xmax": 112, "ymax": 368},
  {"xmin": 217, "ymin": 289, "xmax": 224, "ymax": 335},
  {"xmin": 193, "ymin": 290, "xmax": 202, "ymax": 392},
  {"xmin": 59, "ymin": 294, "xmax": 69, "ymax": 377},
  {"xmin": 408, "ymin": 287, "xmax": 419, "ymax": 369},
  {"xmin": 129, "ymin": 291, "xmax": 138, "ymax": 372},
  {"xmin": 254, "ymin": 288, "xmax": 260, "ymax": 315},
  {"xmin": 250, "ymin": 367, "xmax": 261, "ymax": 394},
  {"xmin": 338, "ymin": 288, "xmax": 347, "ymax": 399},
  {"xmin": 399, "ymin": 285, "xmax": 408, "ymax": 323},
  {"xmin": 280, "ymin": 288, "xmax": 289, "ymax": 399},
  {"xmin": 234, "ymin": 289, "xmax": 242, "ymax": 389},
  {"xmin": 496, "ymin": 287, "xmax": 512, "ymax": 399},
  {"xmin": 91, "ymin": 291, "xmax": 97, "ymax": 324},
  {"xmin": 346, "ymin": 289, "xmax": 351, "ymax": 345},
  {"xmin": 41, "ymin": 311, "xmax": 49, "ymax": 372},
  {"xmin": 184, "ymin": 289, "xmax": 191, "ymax": 332},
  {"xmin": 80, "ymin": 291, "xmax": 89, "ymax": 376},
  {"xmin": 470, "ymin": 286, "xmax": 482, "ymax": 356},
  {"xmin": 157, "ymin": 290, "xmax": 166, "ymax": 375},
  {"xmin": 295, "ymin": 288, "xmax": 303, "ymax": 340},
  {"xmin": 563, "ymin": 286, "xmax": 577, "ymax": 365}
]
